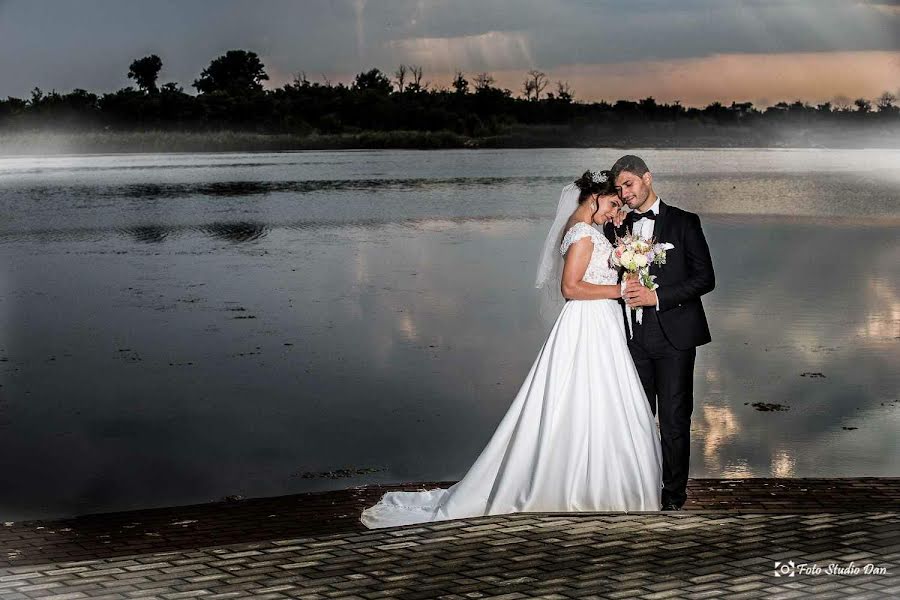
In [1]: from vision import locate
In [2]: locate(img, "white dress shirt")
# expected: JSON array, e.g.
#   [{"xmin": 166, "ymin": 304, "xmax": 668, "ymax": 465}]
[
  {"xmin": 632, "ymin": 196, "xmax": 662, "ymax": 311},
  {"xmin": 633, "ymin": 195, "xmax": 660, "ymax": 240}
]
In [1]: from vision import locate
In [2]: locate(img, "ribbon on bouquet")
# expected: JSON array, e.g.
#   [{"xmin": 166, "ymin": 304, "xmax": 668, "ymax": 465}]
[
  {"xmin": 620, "ymin": 272, "xmax": 650, "ymax": 340},
  {"xmin": 627, "ymin": 308, "xmax": 646, "ymax": 339},
  {"xmin": 620, "ymin": 280, "xmax": 642, "ymax": 339}
]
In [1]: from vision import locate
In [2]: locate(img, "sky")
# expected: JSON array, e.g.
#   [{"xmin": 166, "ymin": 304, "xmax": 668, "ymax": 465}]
[{"xmin": 0, "ymin": 0, "xmax": 898, "ymax": 107}]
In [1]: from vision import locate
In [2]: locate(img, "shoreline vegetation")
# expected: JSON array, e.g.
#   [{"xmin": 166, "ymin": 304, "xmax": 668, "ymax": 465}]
[
  {"xmin": 3, "ymin": 123, "xmax": 898, "ymax": 156},
  {"xmin": 2, "ymin": 48, "xmax": 898, "ymax": 155}
]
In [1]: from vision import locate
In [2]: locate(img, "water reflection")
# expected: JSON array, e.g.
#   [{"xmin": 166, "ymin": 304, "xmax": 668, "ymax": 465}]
[
  {"xmin": 0, "ymin": 160, "xmax": 289, "ymax": 176},
  {"xmin": 122, "ymin": 225, "xmax": 169, "ymax": 244},
  {"xmin": 0, "ymin": 149, "xmax": 897, "ymax": 521},
  {"xmin": 721, "ymin": 460, "xmax": 754, "ymax": 479},
  {"xmin": 200, "ymin": 221, "xmax": 269, "ymax": 243},
  {"xmin": 1, "ymin": 177, "xmax": 563, "ymax": 202},
  {"xmin": 858, "ymin": 278, "xmax": 900, "ymax": 340},
  {"xmin": 771, "ymin": 449, "xmax": 796, "ymax": 478},
  {"xmin": 697, "ymin": 405, "xmax": 741, "ymax": 474},
  {"xmin": 2, "ymin": 217, "xmax": 894, "ymax": 522},
  {"xmin": 0, "ymin": 216, "xmax": 543, "ymax": 245}
]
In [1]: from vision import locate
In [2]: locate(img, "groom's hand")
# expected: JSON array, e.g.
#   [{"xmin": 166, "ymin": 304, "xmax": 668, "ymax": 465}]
[{"xmin": 624, "ymin": 280, "xmax": 657, "ymax": 308}]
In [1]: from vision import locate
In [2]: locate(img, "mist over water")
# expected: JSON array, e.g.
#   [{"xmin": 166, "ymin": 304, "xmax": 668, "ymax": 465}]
[{"xmin": 0, "ymin": 148, "xmax": 897, "ymax": 520}]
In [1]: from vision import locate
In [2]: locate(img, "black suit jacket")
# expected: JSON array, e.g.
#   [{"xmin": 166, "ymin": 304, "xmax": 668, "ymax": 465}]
[{"xmin": 604, "ymin": 200, "xmax": 715, "ymax": 350}]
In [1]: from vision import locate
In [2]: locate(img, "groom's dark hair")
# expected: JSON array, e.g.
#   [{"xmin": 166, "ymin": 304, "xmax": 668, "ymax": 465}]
[{"xmin": 610, "ymin": 155, "xmax": 650, "ymax": 179}]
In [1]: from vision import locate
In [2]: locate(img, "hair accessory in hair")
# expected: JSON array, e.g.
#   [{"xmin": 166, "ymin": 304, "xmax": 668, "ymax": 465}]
[{"xmin": 590, "ymin": 169, "xmax": 608, "ymax": 184}]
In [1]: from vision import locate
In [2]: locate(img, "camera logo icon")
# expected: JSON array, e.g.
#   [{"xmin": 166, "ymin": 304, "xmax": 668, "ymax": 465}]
[{"xmin": 774, "ymin": 560, "xmax": 796, "ymax": 577}]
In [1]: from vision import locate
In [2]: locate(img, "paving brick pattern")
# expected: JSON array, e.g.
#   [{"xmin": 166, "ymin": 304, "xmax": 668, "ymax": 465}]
[
  {"xmin": 0, "ymin": 479, "xmax": 897, "ymax": 599},
  {"xmin": 0, "ymin": 512, "xmax": 897, "ymax": 599},
  {"xmin": 3, "ymin": 479, "xmax": 898, "ymax": 568}
]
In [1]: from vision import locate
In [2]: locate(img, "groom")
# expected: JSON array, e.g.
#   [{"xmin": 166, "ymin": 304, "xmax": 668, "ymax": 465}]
[{"xmin": 603, "ymin": 155, "xmax": 715, "ymax": 511}]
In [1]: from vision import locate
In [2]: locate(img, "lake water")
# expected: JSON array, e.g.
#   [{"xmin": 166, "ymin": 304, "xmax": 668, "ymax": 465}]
[{"xmin": 0, "ymin": 148, "xmax": 898, "ymax": 521}]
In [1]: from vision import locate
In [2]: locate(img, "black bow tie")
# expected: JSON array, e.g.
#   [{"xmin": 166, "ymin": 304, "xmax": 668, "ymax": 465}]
[{"xmin": 626, "ymin": 210, "xmax": 656, "ymax": 222}]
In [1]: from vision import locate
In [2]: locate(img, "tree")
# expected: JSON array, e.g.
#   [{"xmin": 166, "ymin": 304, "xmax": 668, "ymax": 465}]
[
  {"xmin": 704, "ymin": 101, "xmax": 729, "ymax": 120},
  {"xmin": 128, "ymin": 54, "xmax": 163, "ymax": 94},
  {"xmin": 522, "ymin": 70, "xmax": 548, "ymax": 101},
  {"xmin": 193, "ymin": 50, "xmax": 269, "ymax": 95},
  {"xmin": 393, "ymin": 65, "xmax": 407, "ymax": 92},
  {"xmin": 65, "ymin": 88, "xmax": 99, "ymax": 109},
  {"xmin": 639, "ymin": 96, "xmax": 658, "ymax": 116},
  {"xmin": 853, "ymin": 98, "xmax": 872, "ymax": 113},
  {"xmin": 29, "ymin": 87, "xmax": 43, "ymax": 106},
  {"xmin": 832, "ymin": 95, "xmax": 851, "ymax": 112},
  {"xmin": 789, "ymin": 99, "xmax": 811, "ymax": 114},
  {"xmin": 452, "ymin": 71, "xmax": 469, "ymax": 94},
  {"xmin": 876, "ymin": 91, "xmax": 897, "ymax": 113},
  {"xmin": 407, "ymin": 65, "xmax": 424, "ymax": 93},
  {"xmin": 555, "ymin": 80, "xmax": 573, "ymax": 102},
  {"xmin": 352, "ymin": 68, "xmax": 392, "ymax": 94},
  {"xmin": 473, "ymin": 72, "xmax": 495, "ymax": 93},
  {"xmin": 291, "ymin": 71, "xmax": 311, "ymax": 89},
  {"xmin": 0, "ymin": 96, "xmax": 27, "ymax": 121}
]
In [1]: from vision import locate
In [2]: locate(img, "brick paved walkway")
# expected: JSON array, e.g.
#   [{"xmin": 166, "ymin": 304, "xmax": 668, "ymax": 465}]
[{"xmin": 1, "ymin": 479, "xmax": 897, "ymax": 599}]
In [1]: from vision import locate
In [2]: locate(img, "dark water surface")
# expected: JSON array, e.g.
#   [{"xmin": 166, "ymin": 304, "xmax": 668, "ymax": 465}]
[{"xmin": 0, "ymin": 149, "xmax": 898, "ymax": 521}]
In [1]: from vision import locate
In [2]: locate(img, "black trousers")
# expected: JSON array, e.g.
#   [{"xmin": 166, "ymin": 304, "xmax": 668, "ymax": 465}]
[{"xmin": 627, "ymin": 307, "xmax": 695, "ymax": 507}]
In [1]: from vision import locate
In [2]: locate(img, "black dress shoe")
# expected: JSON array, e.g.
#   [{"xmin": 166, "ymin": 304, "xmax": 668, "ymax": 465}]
[{"xmin": 661, "ymin": 502, "xmax": 683, "ymax": 511}]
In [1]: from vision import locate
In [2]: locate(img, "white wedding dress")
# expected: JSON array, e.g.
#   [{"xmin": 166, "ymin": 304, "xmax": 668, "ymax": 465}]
[{"xmin": 360, "ymin": 222, "xmax": 662, "ymax": 529}]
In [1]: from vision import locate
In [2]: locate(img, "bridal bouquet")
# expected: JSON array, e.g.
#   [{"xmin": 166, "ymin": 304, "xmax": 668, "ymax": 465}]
[{"xmin": 610, "ymin": 232, "xmax": 674, "ymax": 337}]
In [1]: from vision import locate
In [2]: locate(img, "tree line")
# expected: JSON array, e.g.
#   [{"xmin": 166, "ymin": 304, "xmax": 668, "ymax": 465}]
[{"xmin": 1, "ymin": 49, "xmax": 897, "ymax": 138}]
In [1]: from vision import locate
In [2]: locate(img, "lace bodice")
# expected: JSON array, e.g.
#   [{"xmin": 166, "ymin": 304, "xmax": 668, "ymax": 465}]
[{"xmin": 559, "ymin": 222, "xmax": 618, "ymax": 285}]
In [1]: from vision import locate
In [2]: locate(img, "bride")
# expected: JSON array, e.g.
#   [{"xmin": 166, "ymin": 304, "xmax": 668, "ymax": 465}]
[{"xmin": 360, "ymin": 170, "xmax": 663, "ymax": 529}]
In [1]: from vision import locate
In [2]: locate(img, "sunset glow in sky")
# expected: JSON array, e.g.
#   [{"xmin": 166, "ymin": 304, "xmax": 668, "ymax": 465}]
[{"xmin": 0, "ymin": 0, "xmax": 897, "ymax": 106}]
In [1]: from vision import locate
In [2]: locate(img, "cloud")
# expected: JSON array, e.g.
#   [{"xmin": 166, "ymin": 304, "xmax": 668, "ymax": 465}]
[
  {"xmin": 386, "ymin": 30, "xmax": 534, "ymax": 72},
  {"xmin": 0, "ymin": 0, "xmax": 897, "ymax": 100}
]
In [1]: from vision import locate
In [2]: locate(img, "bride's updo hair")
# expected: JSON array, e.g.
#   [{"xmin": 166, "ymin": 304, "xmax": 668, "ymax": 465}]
[{"xmin": 574, "ymin": 169, "xmax": 616, "ymax": 201}]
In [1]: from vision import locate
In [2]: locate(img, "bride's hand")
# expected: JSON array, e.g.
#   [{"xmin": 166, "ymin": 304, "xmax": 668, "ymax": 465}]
[{"xmin": 611, "ymin": 209, "xmax": 627, "ymax": 228}]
